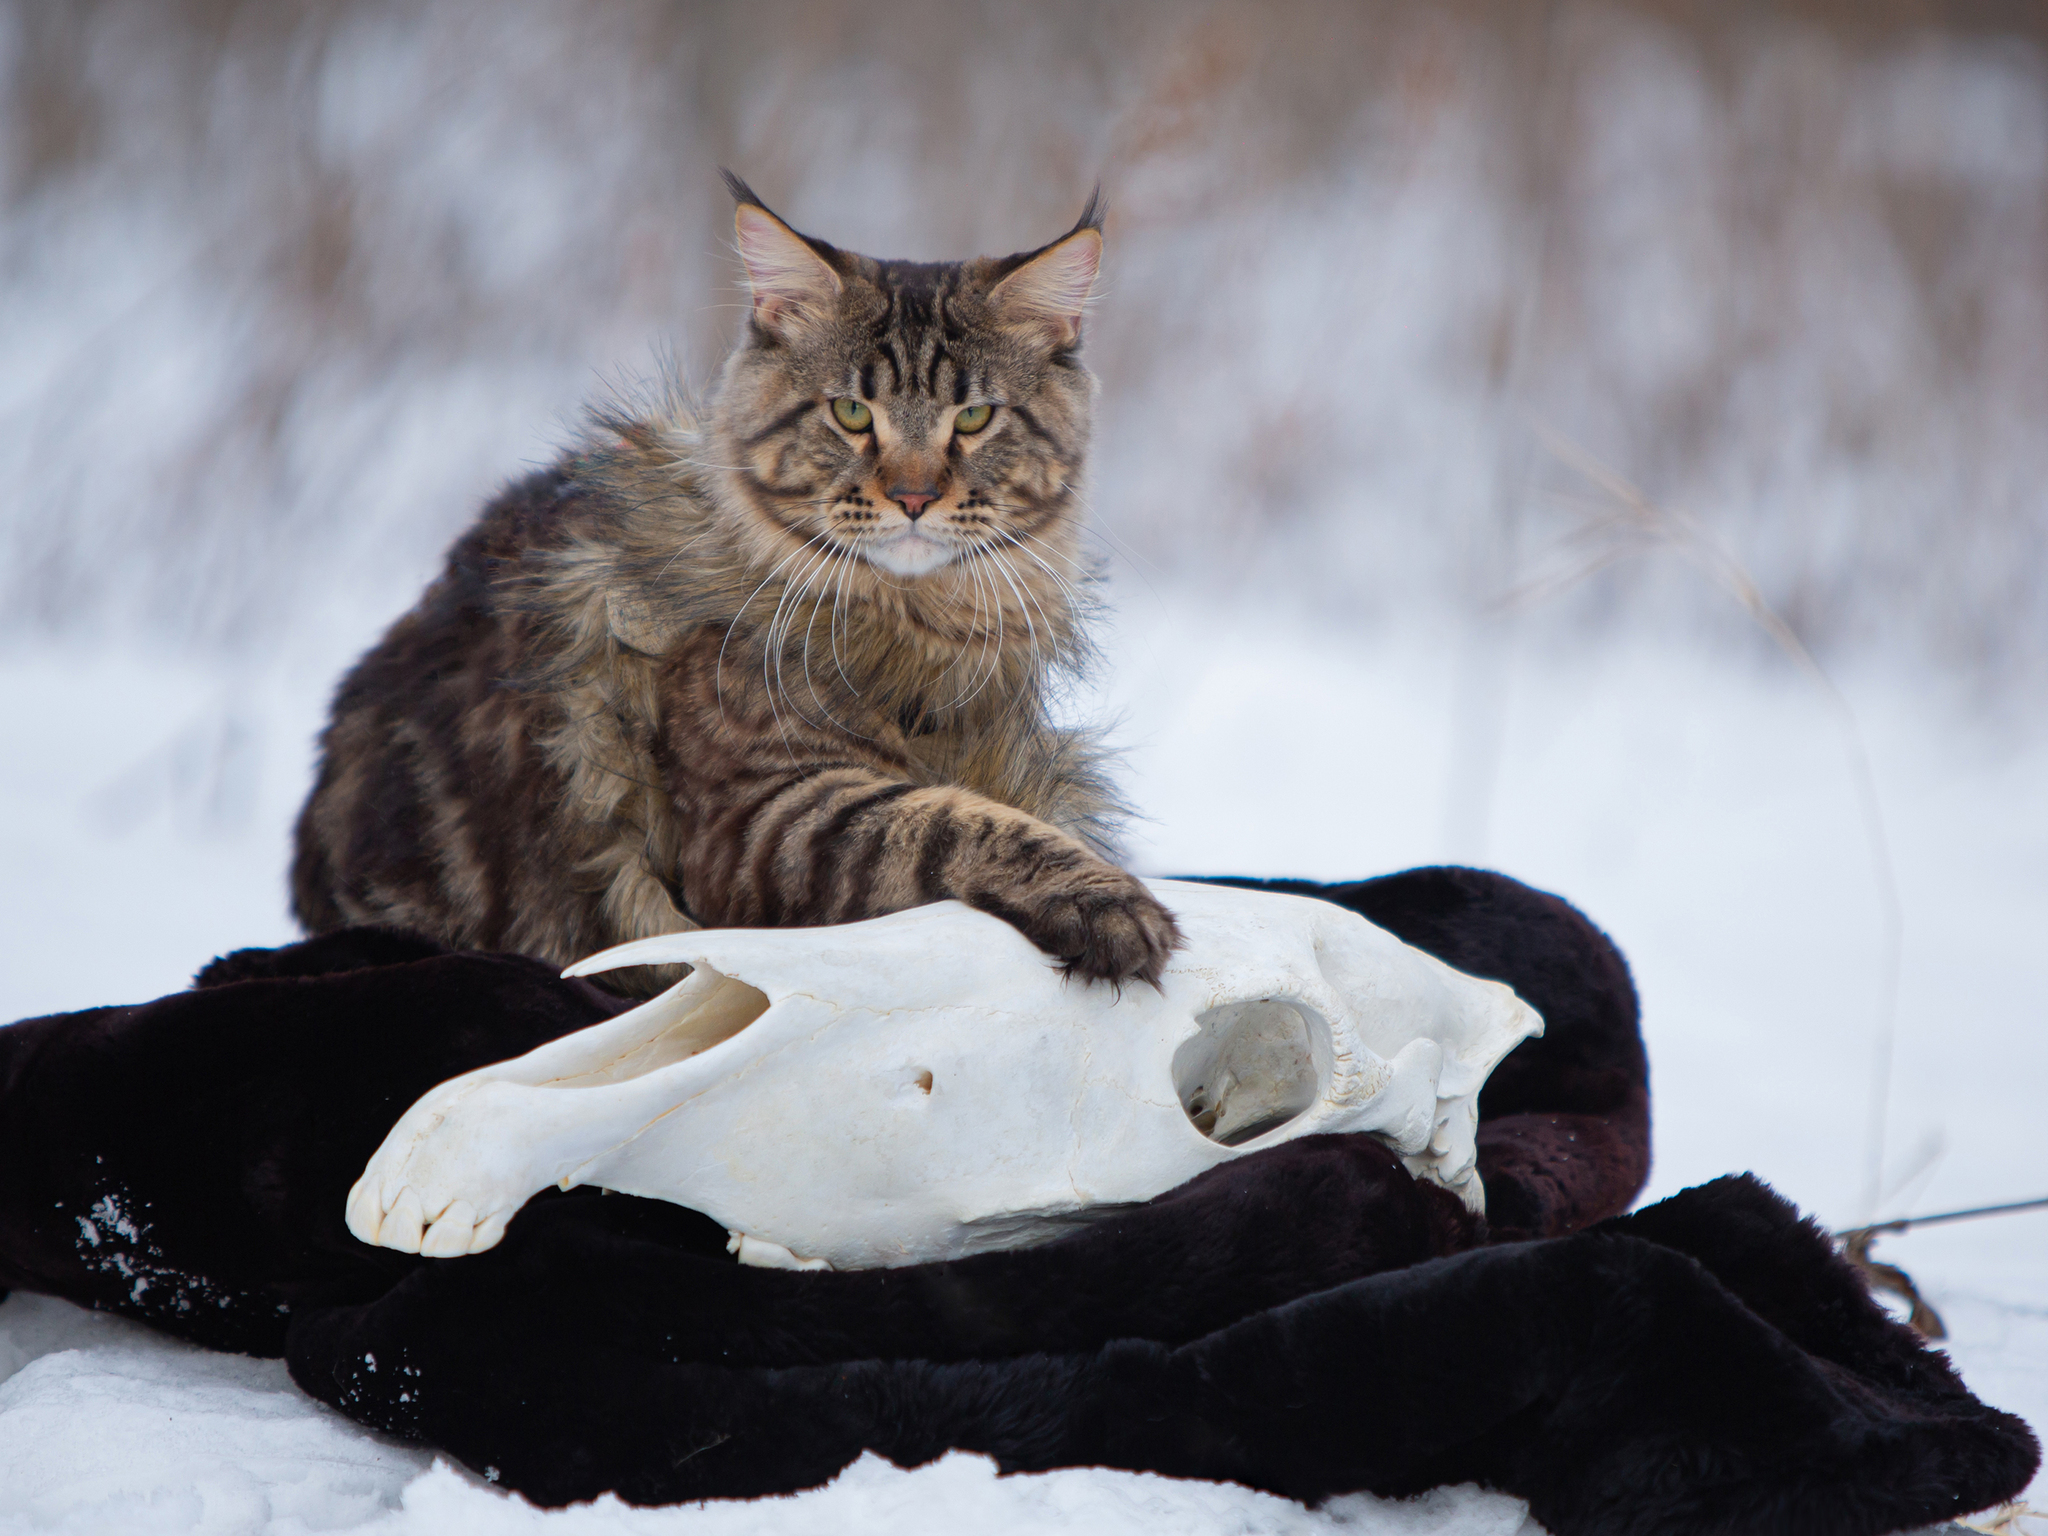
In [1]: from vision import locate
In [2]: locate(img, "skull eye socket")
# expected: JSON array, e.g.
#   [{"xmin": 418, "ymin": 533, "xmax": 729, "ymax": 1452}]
[{"xmin": 1172, "ymin": 999, "xmax": 1322, "ymax": 1147}]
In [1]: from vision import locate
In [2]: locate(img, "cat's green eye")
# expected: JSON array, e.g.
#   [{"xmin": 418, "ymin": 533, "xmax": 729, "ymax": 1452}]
[
  {"xmin": 953, "ymin": 403, "xmax": 994, "ymax": 435},
  {"xmin": 831, "ymin": 398, "xmax": 873, "ymax": 433}
]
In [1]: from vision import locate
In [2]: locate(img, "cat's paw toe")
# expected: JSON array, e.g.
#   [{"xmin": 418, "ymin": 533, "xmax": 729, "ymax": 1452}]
[
  {"xmin": 1015, "ymin": 878, "xmax": 1182, "ymax": 988},
  {"xmin": 1064, "ymin": 893, "xmax": 1182, "ymax": 986}
]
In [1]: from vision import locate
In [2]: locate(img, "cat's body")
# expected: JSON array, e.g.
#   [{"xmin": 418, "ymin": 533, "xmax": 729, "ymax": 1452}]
[{"xmin": 292, "ymin": 182, "xmax": 1178, "ymax": 992}]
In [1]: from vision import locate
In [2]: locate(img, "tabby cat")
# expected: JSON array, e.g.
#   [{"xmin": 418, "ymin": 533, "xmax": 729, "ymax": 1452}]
[{"xmin": 291, "ymin": 177, "xmax": 1179, "ymax": 994}]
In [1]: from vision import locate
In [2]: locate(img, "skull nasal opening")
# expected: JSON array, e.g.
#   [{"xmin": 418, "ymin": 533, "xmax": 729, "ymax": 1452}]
[{"xmin": 1172, "ymin": 999, "xmax": 1323, "ymax": 1147}]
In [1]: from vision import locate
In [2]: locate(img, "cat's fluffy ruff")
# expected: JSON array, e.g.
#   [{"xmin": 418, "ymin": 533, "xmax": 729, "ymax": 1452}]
[{"xmin": 292, "ymin": 186, "xmax": 1175, "ymax": 993}]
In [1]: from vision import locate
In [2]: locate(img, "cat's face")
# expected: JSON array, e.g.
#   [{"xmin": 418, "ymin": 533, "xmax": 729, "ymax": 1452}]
[{"xmin": 711, "ymin": 188, "xmax": 1100, "ymax": 588}]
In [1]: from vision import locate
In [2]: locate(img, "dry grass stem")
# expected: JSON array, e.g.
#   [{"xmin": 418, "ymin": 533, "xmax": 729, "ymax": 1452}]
[{"xmin": 1505, "ymin": 424, "xmax": 1906, "ymax": 1222}]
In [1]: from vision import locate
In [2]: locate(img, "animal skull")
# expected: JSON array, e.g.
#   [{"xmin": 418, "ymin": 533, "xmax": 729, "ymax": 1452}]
[{"xmin": 347, "ymin": 880, "xmax": 1542, "ymax": 1271}]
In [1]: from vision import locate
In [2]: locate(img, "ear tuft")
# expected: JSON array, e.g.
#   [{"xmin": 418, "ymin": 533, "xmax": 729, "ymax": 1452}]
[
  {"xmin": 989, "ymin": 220, "xmax": 1103, "ymax": 350},
  {"xmin": 1072, "ymin": 183, "xmax": 1107, "ymax": 236},
  {"xmin": 721, "ymin": 168, "xmax": 765, "ymax": 209},
  {"xmin": 726, "ymin": 176, "xmax": 843, "ymax": 337}
]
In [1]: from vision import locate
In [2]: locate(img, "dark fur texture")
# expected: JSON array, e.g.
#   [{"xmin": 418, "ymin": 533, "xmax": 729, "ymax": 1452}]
[
  {"xmin": 0, "ymin": 942, "xmax": 628, "ymax": 1351},
  {"xmin": 292, "ymin": 185, "xmax": 1179, "ymax": 993},
  {"xmin": 281, "ymin": 1177, "xmax": 2037, "ymax": 1535},
  {"xmin": 0, "ymin": 870, "xmax": 2031, "ymax": 1531}
]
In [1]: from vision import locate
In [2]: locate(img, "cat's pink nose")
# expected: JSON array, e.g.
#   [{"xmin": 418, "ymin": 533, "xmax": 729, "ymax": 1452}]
[{"xmin": 890, "ymin": 488, "xmax": 938, "ymax": 520}]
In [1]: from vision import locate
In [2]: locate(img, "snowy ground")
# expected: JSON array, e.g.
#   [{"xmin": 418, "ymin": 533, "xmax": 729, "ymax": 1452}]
[{"xmin": 2, "ymin": 590, "xmax": 2044, "ymax": 1533}]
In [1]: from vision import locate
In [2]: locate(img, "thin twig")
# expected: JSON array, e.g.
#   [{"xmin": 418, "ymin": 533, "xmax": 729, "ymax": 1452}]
[
  {"xmin": 1842, "ymin": 1193, "xmax": 2048, "ymax": 1239},
  {"xmin": 1831, "ymin": 1186, "xmax": 2048, "ymax": 1346},
  {"xmin": 1833, "ymin": 1193, "xmax": 2048, "ymax": 1341}
]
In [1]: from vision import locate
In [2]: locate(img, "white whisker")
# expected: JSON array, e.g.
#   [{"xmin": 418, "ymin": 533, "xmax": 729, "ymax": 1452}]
[
  {"xmin": 828, "ymin": 538, "xmax": 860, "ymax": 694},
  {"xmin": 742, "ymin": 532, "xmax": 835, "ymax": 751},
  {"xmin": 717, "ymin": 532, "xmax": 829, "ymax": 724},
  {"xmin": 953, "ymin": 549, "xmax": 1007, "ymax": 710},
  {"xmin": 942, "ymin": 547, "xmax": 992, "ymax": 709},
  {"xmin": 795, "ymin": 547, "xmax": 863, "ymax": 736},
  {"xmin": 984, "ymin": 547, "xmax": 1048, "ymax": 717},
  {"xmin": 767, "ymin": 539, "xmax": 839, "ymax": 726}
]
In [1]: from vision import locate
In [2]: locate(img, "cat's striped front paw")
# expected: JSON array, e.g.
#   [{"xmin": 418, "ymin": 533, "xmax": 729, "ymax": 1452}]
[{"xmin": 979, "ymin": 867, "xmax": 1183, "ymax": 988}]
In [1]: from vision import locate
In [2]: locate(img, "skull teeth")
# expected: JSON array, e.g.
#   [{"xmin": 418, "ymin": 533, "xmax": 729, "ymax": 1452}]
[
  {"xmin": 384, "ymin": 1187, "xmax": 425, "ymax": 1252},
  {"xmin": 344, "ymin": 1178, "xmax": 383, "ymax": 1246},
  {"xmin": 727, "ymin": 1231, "xmax": 834, "ymax": 1271},
  {"xmin": 420, "ymin": 1200, "xmax": 478, "ymax": 1257}
]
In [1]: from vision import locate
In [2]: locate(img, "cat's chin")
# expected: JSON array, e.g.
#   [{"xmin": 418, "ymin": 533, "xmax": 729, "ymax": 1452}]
[{"xmin": 861, "ymin": 531, "xmax": 960, "ymax": 578}]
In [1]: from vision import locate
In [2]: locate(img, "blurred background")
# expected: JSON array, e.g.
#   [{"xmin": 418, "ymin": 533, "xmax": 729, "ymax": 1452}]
[
  {"xmin": 3, "ymin": 0, "xmax": 2047, "ymax": 1465},
  {"xmin": 7, "ymin": 0, "xmax": 2048, "ymax": 681}
]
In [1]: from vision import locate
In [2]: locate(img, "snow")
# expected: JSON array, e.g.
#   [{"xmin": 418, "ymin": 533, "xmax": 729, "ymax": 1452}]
[
  {"xmin": 0, "ymin": 1295, "xmax": 423, "ymax": 1534},
  {"xmin": 2, "ymin": 591, "xmax": 2044, "ymax": 1533}
]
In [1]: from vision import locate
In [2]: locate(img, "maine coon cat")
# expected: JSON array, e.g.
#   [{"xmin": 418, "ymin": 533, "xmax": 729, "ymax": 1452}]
[{"xmin": 291, "ymin": 178, "xmax": 1178, "ymax": 994}]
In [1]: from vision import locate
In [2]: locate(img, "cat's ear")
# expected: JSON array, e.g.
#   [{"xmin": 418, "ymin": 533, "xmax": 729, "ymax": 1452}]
[
  {"xmin": 989, "ymin": 199, "xmax": 1104, "ymax": 350},
  {"xmin": 727, "ymin": 177, "xmax": 842, "ymax": 338}
]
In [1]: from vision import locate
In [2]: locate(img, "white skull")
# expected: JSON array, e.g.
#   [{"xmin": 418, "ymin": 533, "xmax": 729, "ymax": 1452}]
[{"xmin": 347, "ymin": 880, "xmax": 1542, "ymax": 1271}]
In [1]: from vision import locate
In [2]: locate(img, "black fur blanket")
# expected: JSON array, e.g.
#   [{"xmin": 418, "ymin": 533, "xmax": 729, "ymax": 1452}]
[{"xmin": 0, "ymin": 868, "xmax": 2032, "ymax": 1534}]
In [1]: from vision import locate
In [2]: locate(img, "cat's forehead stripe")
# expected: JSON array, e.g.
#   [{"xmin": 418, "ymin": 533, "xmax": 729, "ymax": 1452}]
[
  {"xmin": 863, "ymin": 264, "xmax": 975, "ymax": 402},
  {"xmin": 878, "ymin": 336, "xmax": 907, "ymax": 392}
]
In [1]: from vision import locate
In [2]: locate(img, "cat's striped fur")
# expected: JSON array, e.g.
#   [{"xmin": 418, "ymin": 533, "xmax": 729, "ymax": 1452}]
[{"xmin": 291, "ymin": 180, "xmax": 1179, "ymax": 994}]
